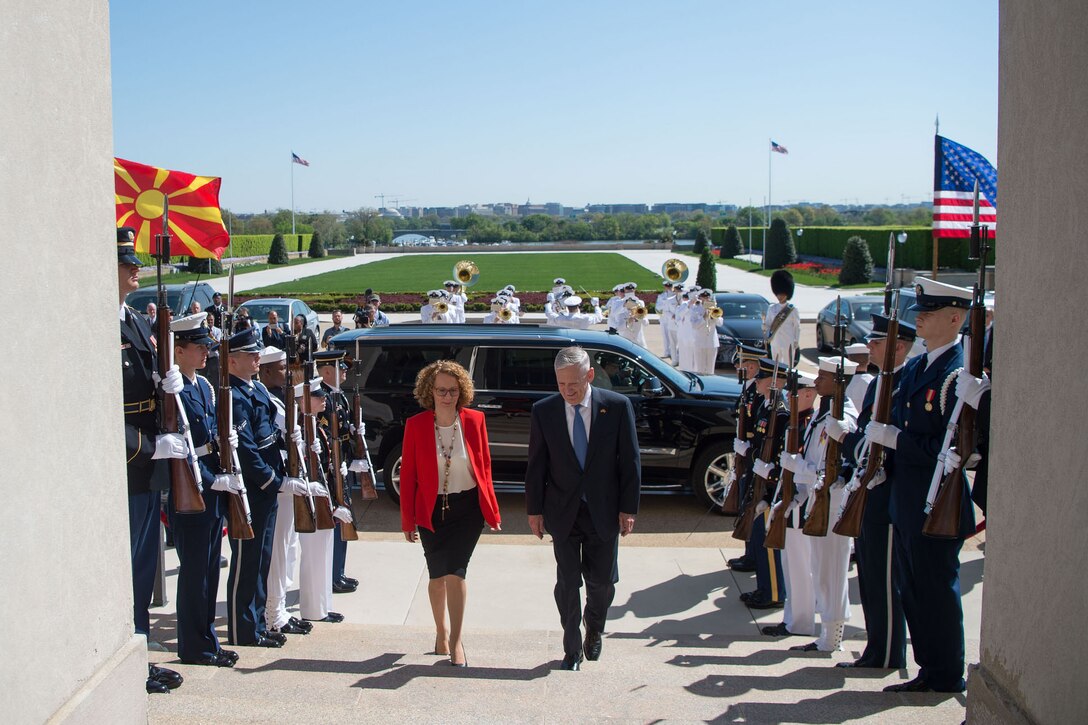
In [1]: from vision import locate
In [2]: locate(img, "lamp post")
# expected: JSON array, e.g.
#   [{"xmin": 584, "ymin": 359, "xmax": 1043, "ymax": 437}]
[{"xmin": 894, "ymin": 231, "xmax": 908, "ymax": 288}]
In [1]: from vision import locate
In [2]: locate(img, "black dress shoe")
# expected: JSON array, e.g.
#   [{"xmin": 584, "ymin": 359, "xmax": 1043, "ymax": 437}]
[
  {"xmin": 884, "ymin": 676, "xmax": 932, "ymax": 693},
  {"xmin": 728, "ymin": 558, "xmax": 756, "ymax": 572},
  {"xmin": 746, "ymin": 595, "xmax": 785, "ymax": 610},
  {"xmin": 146, "ymin": 677, "xmax": 170, "ymax": 694},
  {"xmin": 333, "ymin": 579, "xmax": 357, "ymax": 594},
  {"xmin": 246, "ymin": 635, "xmax": 284, "ymax": 648},
  {"xmin": 289, "ymin": 617, "xmax": 313, "ymax": 633},
  {"xmin": 306, "ymin": 612, "xmax": 344, "ymax": 623},
  {"xmin": 270, "ymin": 620, "xmax": 309, "ymax": 635},
  {"xmin": 264, "ymin": 631, "xmax": 288, "ymax": 645},
  {"xmin": 583, "ymin": 630, "xmax": 603, "ymax": 661},
  {"xmin": 789, "ymin": 642, "xmax": 820, "ymax": 652},
  {"xmin": 180, "ymin": 652, "xmax": 235, "ymax": 668},
  {"xmin": 340, "ymin": 576, "xmax": 359, "ymax": 587},
  {"xmin": 559, "ymin": 653, "xmax": 583, "ymax": 671},
  {"xmin": 218, "ymin": 649, "xmax": 239, "ymax": 664},
  {"xmin": 837, "ymin": 658, "xmax": 884, "ymax": 669},
  {"xmin": 149, "ymin": 664, "xmax": 183, "ymax": 689},
  {"xmin": 739, "ymin": 590, "xmax": 758, "ymax": 603},
  {"xmin": 761, "ymin": 623, "xmax": 793, "ymax": 637}
]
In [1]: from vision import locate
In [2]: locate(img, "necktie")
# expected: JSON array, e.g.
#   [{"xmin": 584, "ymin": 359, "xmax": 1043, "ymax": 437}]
[{"xmin": 572, "ymin": 404, "xmax": 588, "ymax": 469}]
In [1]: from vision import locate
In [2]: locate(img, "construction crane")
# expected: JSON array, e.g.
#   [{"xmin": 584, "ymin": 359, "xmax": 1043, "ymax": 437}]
[
  {"xmin": 388, "ymin": 196, "xmax": 415, "ymax": 209},
  {"xmin": 374, "ymin": 193, "xmax": 400, "ymax": 210}
]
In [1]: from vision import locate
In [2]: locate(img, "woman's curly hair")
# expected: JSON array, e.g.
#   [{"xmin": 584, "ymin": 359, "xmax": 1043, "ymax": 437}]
[{"xmin": 413, "ymin": 360, "xmax": 475, "ymax": 410}]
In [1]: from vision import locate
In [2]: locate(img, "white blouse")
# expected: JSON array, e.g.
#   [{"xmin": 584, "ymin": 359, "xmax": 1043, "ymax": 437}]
[{"xmin": 435, "ymin": 423, "xmax": 478, "ymax": 494}]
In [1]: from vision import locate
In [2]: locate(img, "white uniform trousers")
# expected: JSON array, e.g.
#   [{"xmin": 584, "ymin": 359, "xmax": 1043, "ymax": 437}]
[
  {"xmin": 812, "ymin": 485, "xmax": 852, "ymax": 650},
  {"xmin": 667, "ymin": 324, "xmax": 679, "ymax": 362},
  {"xmin": 782, "ymin": 526, "xmax": 816, "ymax": 636},
  {"xmin": 692, "ymin": 347, "xmax": 717, "ymax": 375},
  {"xmin": 676, "ymin": 324, "xmax": 694, "ymax": 371},
  {"xmin": 266, "ymin": 490, "xmax": 300, "ymax": 630},
  {"xmin": 298, "ymin": 528, "xmax": 334, "ymax": 620}
]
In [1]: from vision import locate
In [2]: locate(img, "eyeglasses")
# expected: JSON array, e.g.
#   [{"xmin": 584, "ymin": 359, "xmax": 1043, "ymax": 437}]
[{"xmin": 435, "ymin": 387, "xmax": 460, "ymax": 398}]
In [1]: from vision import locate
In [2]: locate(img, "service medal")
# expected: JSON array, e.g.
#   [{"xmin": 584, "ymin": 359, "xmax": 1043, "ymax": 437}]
[{"xmin": 924, "ymin": 389, "xmax": 936, "ymax": 412}]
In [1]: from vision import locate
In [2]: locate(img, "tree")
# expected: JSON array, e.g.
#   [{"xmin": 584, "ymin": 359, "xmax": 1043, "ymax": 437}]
[
  {"xmin": 863, "ymin": 207, "xmax": 894, "ymax": 226},
  {"xmin": 695, "ymin": 245, "xmax": 717, "ymax": 290},
  {"xmin": 731, "ymin": 206, "xmax": 765, "ymax": 228},
  {"xmin": 267, "ymin": 233, "xmax": 289, "ymax": 265},
  {"xmin": 186, "ymin": 256, "xmax": 223, "ymax": 275},
  {"xmin": 720, "ymin": 225, "xmax": 744, "ymax": 259},
  {"xmin": 308, "ymin": 230, "xmax": 326, "ymax": 258},
  {"xmin": 693, "ymin": 228, "xmax": 709, "ymax": 254},
  {"xmin": 764, "ymin": 218, "xmax": 797, "ymax": 269},
  {"xmin": 839, "ymin": 235, "xmax": 874, "ymax": 285}
]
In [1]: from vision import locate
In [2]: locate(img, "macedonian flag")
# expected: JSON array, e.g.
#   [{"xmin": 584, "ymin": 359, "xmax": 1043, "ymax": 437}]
[{"xmin": 114, "ymin": 157, "xmax": 230, "ymax": 259}]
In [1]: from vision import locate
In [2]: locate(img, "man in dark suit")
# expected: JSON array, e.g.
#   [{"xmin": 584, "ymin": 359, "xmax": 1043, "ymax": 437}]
[{"xmin": 526, "ymin": 346, "xmax": 641, "ymax": 671}]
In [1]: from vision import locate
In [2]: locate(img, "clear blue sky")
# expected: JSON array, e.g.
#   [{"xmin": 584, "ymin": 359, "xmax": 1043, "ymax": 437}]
[{"xmin": 110, "ymin": 0, "xmax": 998, "ymax": 213}]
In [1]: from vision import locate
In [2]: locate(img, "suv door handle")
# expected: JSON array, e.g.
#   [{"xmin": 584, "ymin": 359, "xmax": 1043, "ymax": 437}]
[{"xmin": 476, "ymin": 404, "xmax": 502, "ymax": 410}]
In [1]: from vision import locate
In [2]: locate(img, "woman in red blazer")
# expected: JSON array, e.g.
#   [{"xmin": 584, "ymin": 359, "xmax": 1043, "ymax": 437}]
[{"xmin": 401, "ymin": 360, "xmax": 500, "ymax": 667}]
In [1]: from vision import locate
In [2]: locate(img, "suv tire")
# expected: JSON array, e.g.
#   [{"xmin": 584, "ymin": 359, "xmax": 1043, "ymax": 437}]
[
  {"xmin": 383, "ymin": 444, "xmax": 403, "ymax": 505},
  {"xmin": 691, "ymin": 444, "xmax": 734, "ymax": 512}
]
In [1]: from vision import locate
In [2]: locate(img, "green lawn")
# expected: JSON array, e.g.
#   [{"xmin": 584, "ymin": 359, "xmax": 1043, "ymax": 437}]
[
  {"xmin": 243, "ymin": 253, "xmax": 664, "ymax": 295},
  {"xmin": 712, "ymin": 256, "xmax": 882, "ymax": 290},
  {"xmin": 138, "ymin": 256, "xmax": 327, "ymax": 287}
]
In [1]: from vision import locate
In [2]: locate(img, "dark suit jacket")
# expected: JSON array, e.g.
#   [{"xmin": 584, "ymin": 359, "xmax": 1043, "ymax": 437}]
[
  {"xmin": 525, "ymin": 386, "xmax": 641, "ymax": 541},
  {"xmin": 122, "ymin": 306, "xmax": 161, "ymax": 495}
]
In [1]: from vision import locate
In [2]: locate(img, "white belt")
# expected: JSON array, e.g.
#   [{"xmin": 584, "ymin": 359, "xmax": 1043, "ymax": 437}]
[{"xmin": 193, "ymin": 444, "xmax": 212, "ymax": 457}]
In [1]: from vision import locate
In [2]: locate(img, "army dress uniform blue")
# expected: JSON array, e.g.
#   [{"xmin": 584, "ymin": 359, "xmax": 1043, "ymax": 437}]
[
  {"xmin": 228, "ymin": 328, "xmax": 286, "ymax": 646},
  {"xmin": 874, "ymin": 280, "xmax": 975, "ymax": 692}
]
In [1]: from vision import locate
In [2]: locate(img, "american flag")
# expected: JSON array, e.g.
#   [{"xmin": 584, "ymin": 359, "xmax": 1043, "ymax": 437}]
[
  {"xmin": 291, "ymin": 151, "xmax": 310, "ymax": 167},
  {"xmin": 933, "ymin": 135, "xmax": 996, "ymax": 238},
  {"xmin": 770, "ymin": 140, "xmax": 788, "ymax": 154}
]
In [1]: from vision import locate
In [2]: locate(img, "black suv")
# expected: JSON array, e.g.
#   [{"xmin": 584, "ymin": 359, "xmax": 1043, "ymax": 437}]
[{"xmin": 330, "ymin": 324, "xmax": 742, "ymax": 509}]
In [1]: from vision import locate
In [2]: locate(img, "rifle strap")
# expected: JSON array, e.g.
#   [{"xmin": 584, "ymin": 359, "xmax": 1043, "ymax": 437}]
[{"xmin": 766, "ymin": 303, "xmax": 795, "ymax": 343}]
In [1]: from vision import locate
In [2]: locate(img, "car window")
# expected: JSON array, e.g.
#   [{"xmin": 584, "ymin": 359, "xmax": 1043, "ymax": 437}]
[
  {"xmin": 589, "ymin": 350, "xmax": 657, "ymax": 395},
  {"xmin": 850, "ymin": 300, "xmax": 883, "ymax": 322},
  {"xmin": 350, "ymin": 344, "xmax": 468, "ymax": 390},
  {"xmin": 241, "ymin": 302, "xmax": 289, "ymax": 322},
  {"xmin": 716, "ymin": 297, "xmax": 769, "ymax": 320},
  {"xmin": 479, "ymin": 347, "xmax": 557, "ymax": 391}
]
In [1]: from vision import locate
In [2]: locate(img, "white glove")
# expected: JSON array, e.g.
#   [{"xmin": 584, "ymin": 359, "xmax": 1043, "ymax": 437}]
[
  {"xmin": 755, "ymin": 500, "xmax": 770, "ymax": 515},
  {"xmin": 332, "ymin": 506, "xmax": 353, "ymax": 524},
  {"xmin": 733, "ymin": 438, "xmax": 751, "ymax": 457},
  {"xmin": 942, "ymin": 447, "xmax": 982, "ymax": 475},
  {"xmin": 956, "ymin": 369, "xmax": 991, "ymax": 410},
  {"xmin": 291, "ymin": 424, "xmax": 303, "ymax": 447},
  {"xmin": 310, "ymin": 439, "xmax": 322, "ymax": 454},
  {"xmin": 865, "ymin": 468, "xmax": 887, "ymax": 489},
  {"xmin": 350, "ymin": 421, "xmax": 366, "ymax": 436},
  {"xmin": 828, "ymin": 476, "xmax": 847, "ymax": 490},
  {"xmin": 794, "ymin": 464, "xmax": 818, "ymax": 486},
  {"xmin": 348, "ymin": 459, "xmax": 369, "ymax": 473},
  {"xmin": 825, "ymin": 416, "xmax": 857, "ymax": 442},
  {"xmin": 778, "ymin": 452, "xmax": 803, "ymax": 474},
  {"xmin": 211, "ymin": 473, "xmax": 244, "ymax": 493},
  {"xmin": 308, "ymin": 481, "xmax": 329, "ymax": 498},
  {"xmin": 284, "ymin": 477, "xmax": 310, "ymax": 495},
  {"xmin": 752, "ymin": 459, "xmax": 774, "ymax": 479},
  {"xmin": 154, "ymin": 365, "xmax": 184, "ymax": 395},
  {"xmin": 152, "ymin": 433, "xmax": 187, "ymax": 459},
  {"xmin": 590, "ymin": 297, "xmax": 599, "ymax": 307},
  {"xmin": 227, "ymin": 427, "xmax": 239, "ymax": 451},
  {"xmin": 865, "ymin": 422, "xmax": 900, "ymax": 450},
  {"xmin": 340, "ymin": 461, "xmax": 348, "ymax": 478}
]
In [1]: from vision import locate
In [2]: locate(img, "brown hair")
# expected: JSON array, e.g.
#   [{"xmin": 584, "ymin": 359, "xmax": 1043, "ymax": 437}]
[{"xmin": 414, "ymin": 360, "xmax": 474, "ymax": 410}]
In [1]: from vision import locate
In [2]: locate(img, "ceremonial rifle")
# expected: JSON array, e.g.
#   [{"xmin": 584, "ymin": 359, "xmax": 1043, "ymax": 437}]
[
  {"xmin": 764, "ymin": 365, "xmax": 800, "ymax": 550},
  {"xmin": 285, "ymin": 335, "xmax": 317, "ymax": 533},
  {"xmin": 153, "ymin": 195, "xmax": 205, "ymax": 514},
  {"xmin": 217, "ymin": 265, "xmax": 255, "ymax": 539},
  {"xmin": 328, "ymin": 367, "xmax": 360, "ymax": 541},
  {"xmin": 720, "ymin": 366, "xmax": 748, "ymax": 516},
  {"xmin": 301, "ymin": 361, "xmax": 336, "ymax": 531},
  {"xmin": 803, "ymin": 298, "xmax": 846, "ymax": 536},
  {"xmin": 732, "ymin": 364, "xmax": 783, "ymax": 542},
  {"xmin": 833, "ymin": 297, "xmax": 899, "ymax": 538},
  {"xmin": 884, "ymin": 231, "xmax": 897, "ymax": 313},
  {"xmin": 351, "ymin": 341, "xmax": 379, "ymax": 502},
  {"xmin": 923, "ymin": 214, "xmax": 989, "ymax": 538}
]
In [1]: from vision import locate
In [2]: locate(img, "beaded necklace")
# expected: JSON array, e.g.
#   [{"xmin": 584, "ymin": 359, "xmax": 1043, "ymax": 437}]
[{"xmin": 434, "ymin": 417, "xmax": 459, "ymax": 519}]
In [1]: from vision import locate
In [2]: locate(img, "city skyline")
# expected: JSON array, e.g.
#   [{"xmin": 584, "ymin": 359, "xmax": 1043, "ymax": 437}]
[{"xmin": 109, "ymin": 1, "xmax": 998, "ymax": 214}]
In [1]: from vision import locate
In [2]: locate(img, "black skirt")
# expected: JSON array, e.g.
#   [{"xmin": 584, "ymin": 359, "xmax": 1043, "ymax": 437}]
[{"xmin": 418, "ymin": 488, "xmax": 485, "ymax": 579}]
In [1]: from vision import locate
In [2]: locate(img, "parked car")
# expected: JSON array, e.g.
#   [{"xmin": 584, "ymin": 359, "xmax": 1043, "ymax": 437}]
[
  {"xmin": 814, "ymin": 295, "xmax": 885, "ymax": 351},
  {"xmin": 124, "ymin": 282, "xmax": 218, "ymax": 318},
  {"xmin": 329, "ymin": 324, "xmax": 743, "ymax": 510},
  {"xmin": 712, "ymin": 292, "xmax": 771, "ymax": 365},
  {"xmin": 238, "ymin": 297, "xmax": 320, "ymax": 337}
]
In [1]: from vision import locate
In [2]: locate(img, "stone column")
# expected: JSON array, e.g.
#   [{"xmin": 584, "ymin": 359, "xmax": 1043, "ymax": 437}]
[{"xmin": 0, "ymin": 2, "xmax": 148, "ymax": 722}]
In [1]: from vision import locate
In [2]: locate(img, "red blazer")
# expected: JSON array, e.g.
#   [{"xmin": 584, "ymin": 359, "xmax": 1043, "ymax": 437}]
[{"xmin": 400, "ymin": 407, "xmax": 501, "ymax": 533}]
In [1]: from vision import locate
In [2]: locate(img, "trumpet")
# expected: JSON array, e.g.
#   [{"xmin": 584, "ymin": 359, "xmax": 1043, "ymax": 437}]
[
  {"xmin": 433, "ymin": 300, "xmax": 449, "ymax": 316},
  {"xmin": 498, "ymin": 307, "xmax": 513, "ymax": 322},
  {"xmin": 453, "ymin": 260, "xmax": 480, "ymax": 287},
  {"xmin": 629, "ymin": 304, "xmax": 647, "ymax": 322},
  {"xmin": 707, "ymin": 305, "xmax": 724, "ymax": 320},
  {"xmin": 661, "ymin": 258, "xmax": 689, "ymax": 283}
]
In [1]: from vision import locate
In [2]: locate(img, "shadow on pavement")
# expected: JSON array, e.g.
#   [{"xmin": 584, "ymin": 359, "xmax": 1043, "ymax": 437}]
[{"xmin": 706, "ymin": 689, "xmax": 965, "ymax": 724}]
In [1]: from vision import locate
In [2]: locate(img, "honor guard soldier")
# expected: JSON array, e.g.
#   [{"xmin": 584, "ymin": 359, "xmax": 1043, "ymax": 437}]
[
  {"xmin": 830, "ymin": 312, "xmax": 915, "ymax": 670},
  {"xmin": 169, "ymin": 313, "xmax": 244, "ymax": 668},
  {"xmin": 740, "ymin": 358, "xmax": 790, "ymax": 609},
  {"xmin": 863, "ymin": 277, "xmax": 974, "ymax": 692},
  {"xmin": 227, "ymin": 327, "xmax": 305, "ymax": 648},
  {"xmin": 315, "ymin": 351, "xmax": 361, "ymax": 599},
  {"xmin": 765, "ymin": 270, "xmax": 801, "ymax": 365},
  {"xmin": 844, "ymin": 343, "xmax": 875, "ymax": 411},
  {"xmin": 727, "ymin": 344, "xmax": 767, "ymax": 572},
  {"xmin": 117, "ymin": 227, "xmax": 187, "ymax": 694}
]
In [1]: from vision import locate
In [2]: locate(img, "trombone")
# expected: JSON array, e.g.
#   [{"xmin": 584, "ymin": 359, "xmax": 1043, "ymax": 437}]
[{"xmin": 453, "ymin": 260, "xmax": 480, "ymax": 287}]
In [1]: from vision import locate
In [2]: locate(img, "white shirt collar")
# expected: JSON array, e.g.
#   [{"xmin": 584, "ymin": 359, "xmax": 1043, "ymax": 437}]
[
  {"xmin": 925, "ymin": 335, "xmax": 961, "ymax": 368},
  {"xmin": 566, "ymin": 385, "xmax": 593, "ymax": 411}
]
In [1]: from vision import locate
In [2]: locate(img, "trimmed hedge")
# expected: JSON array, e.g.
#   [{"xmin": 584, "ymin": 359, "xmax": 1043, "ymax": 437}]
[
  {"xmin": 133, "ymin": 233, "xmax": 313, "ymax": 266},
  {"xmin": 716, "ymin": 226, "xmax": 996, "ymax": 271}
]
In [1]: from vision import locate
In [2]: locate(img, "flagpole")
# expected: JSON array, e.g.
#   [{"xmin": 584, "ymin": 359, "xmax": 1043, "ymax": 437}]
[
  {"xmin": 291, "ymin": 155, "xmax": 296, "ymax": 236},
  {"xmin": 765, "ymin": 140, "xmax": 771, "ymax": 269}
]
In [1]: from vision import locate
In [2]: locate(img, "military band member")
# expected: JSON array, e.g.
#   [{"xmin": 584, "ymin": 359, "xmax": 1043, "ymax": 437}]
[
  {"xmin": 674, "ymin": 288, "xmax": 694, "ymax": 371},
  {"xmin": 421, "ymin": 290, "xmax": 454, "ymax": 324},
  {"xmin": 688, "ymin": 289, "xmax": 723, "ymax": 375},
  {"xmin": 863, "ymin": 277, "xmax": 974, "ymax": 693},
  {"xmin": 605, "ymin": 283, "xmax": 626, "ymax": 331},
  {"xmin": 765, "ymin": 270, "xmax": 801, "ymax": 365},
  {"xmin": 844, "ymin": 343, "xmax": 875, "ymax": 411},
  {"xmin": 483, "ymin": 296, "xmax": 520, "ymax": 324},
  {"xmin": 501, "ymin": 285, "xmax": 521, "ymax": 314},
  {"xmin": 550, "ymin": 277, "xmax": 567, "ymax": 299},
  {"xmin": 549, "ymin": 295, "xmax": 603, "ymax": 329},
  {"xmin": 444, "ymin": 280, "xmax": 467, "ymax": 323},
  {"xmin": 656, "ymin": 281, "xmax": 676, "ymax": 360},
  {"xmin": 830, "ymin": 312, "xmax": 915, "ymax": 670},
  {"xmin": 615, "ymin": 286, "xmax": 648, "ymax": 348},
  {"xmin": 169, "ymin": 313, "xmax": 243, "ymax": 668},
  {"xmin": 117, "ymin": 227, "xmax": 187, "ymax": 694}
]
